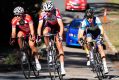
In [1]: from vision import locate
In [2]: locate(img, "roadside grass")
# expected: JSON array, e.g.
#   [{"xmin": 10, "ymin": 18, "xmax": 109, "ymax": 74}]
[
  {"xmin": 101, "ymin": 10, "xmax": 119, "ymax": 51},
  {"xmin": 99, "ymin": 0, "xmax": 119, "ymax": 52},
  {"xmin": 109, "ymin": 0, "xmax": 119, "ymax": 3}
]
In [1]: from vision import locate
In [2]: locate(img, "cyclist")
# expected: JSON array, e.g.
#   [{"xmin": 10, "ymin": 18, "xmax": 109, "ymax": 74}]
[
  {"xmin": 37, "ymin": 1, "xmax": 66, "ymax": 75},
  {"xmin": 78, "ymin": 8, "xmax": 108, "ymax": 74},
  {"xmin": 10, "ymin": 6, "xmax": 41, "ymax": 71}
]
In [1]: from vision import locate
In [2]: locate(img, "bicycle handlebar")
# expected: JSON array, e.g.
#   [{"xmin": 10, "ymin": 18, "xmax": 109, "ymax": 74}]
[
  {"xmin": 42, "ymin": 33, "xmax": 57, "ymax": 37},
  {"xmin": 89, "ymin": 39, "xmax": 105, "ymax": 43}
]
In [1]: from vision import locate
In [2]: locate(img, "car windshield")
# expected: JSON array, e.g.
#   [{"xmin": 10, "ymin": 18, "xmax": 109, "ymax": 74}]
[{"xmin": 70, "ymin": 21, "xmax": 81, "ymax": 28}]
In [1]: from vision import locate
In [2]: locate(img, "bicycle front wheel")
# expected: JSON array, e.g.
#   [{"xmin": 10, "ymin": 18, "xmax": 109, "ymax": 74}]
[
  {"xmin": 55, "ymin": 60, "xmax": 63, "ymax": 80},
  {"xmin": 94, "ymin": 51, "xmax": 104, "ymax": 80},
  {"xmin": 47, "ymin": 50, "xmax": 55, "ymax": 80},
  {"xmin": 30, "ymin": 57, "xmax": 40, "ymax": 78},
  {"xmin": 20, "ymin": 51, "xmax": 31, "ymax": 79}
]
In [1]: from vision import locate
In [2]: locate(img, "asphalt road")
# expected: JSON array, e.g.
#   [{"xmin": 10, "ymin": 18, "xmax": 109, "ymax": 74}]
[
  {"xmin": 0, "ymin": 0, "xmax": 119, "ymax": 80},
  {"xmin": 0, "ymin": 45, "xmax": 119, "ymax": 80}
]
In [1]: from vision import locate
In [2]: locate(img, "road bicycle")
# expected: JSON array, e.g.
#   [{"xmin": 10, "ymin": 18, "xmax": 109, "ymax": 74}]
[
  {"xmin": 17, "ymin": 35, "xmax": 39, "ymax": 79},
  {"xmin": 88, "ymin": 39, "xmax": 105, "ymax": 80},
  {"xmin": 39, "ymin": 33, "xmax": 63, "ymax": 80}
]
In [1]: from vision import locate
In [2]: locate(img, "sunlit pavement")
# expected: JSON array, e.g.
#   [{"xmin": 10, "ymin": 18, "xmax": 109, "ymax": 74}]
[{"xmin": 0, "ymin": 46, "xmax": 119, "ymax": 80}]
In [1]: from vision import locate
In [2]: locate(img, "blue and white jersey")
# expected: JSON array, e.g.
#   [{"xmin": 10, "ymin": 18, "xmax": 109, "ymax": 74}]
[{"xmin": 80, "ymin": 16, "xmax": 102, "ymax": 31}]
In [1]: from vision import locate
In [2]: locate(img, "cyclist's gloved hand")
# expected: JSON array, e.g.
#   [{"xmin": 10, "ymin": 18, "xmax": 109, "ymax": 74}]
[
  {"xmin": 30, "ymin": 35, "xmax": 35, "ymax": 42},
  {"xmin": 9, "ymin": 38, "xmax": 16, "ymax": 46},
  {"xmin": 59, "ymin": 36, "xmax": 63, "ymax": 42},
  {"xmin": 99, "ymin": 34, "xmax": 103, "ymax": 38},
  {"xmin": 99, "ymin": 34, "xmax": 104, "ymax": 40},
  {"xmin": 36, "ymin": 36, "xmax": 42, "ymax": 45},
  {"xmin": 79, "ymin": 38, "xmax": 84, "ymax": 46}
]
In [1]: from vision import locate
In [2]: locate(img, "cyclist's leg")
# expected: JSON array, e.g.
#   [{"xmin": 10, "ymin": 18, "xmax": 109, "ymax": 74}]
[
  {"xmin": 17, "ymin": 31, "xmax": 25, "ymax": 49},
  {"xmin": 97, "ymin": 39, "xmax": 108, "ymax": 74},
  {"xmin": 43, "ymin": 26, "xmax": 53, "ymax": 63},
  {"xmin": 29, "ymin": 38, "xmax": 41, "ymax": 71},
  {"xmin": 17, "ymin": 31, "xmax": 28, "ymax": 63},
  {"xmin": 43, "ymin": 26, "xmax": 51, "ymax": 47},
  {"xmin": 55, "ymin": 34, "xmax": 66, "ymax": 75}
]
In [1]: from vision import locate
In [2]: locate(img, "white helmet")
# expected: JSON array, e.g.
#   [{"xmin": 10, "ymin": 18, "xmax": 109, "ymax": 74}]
[
  {"xmin": 42, "ymin": 1, "xmax": 55, "ymax": 11},
  {"xmin": 13, "ymin": 6, "xmax": 24, "ymax": 15}
]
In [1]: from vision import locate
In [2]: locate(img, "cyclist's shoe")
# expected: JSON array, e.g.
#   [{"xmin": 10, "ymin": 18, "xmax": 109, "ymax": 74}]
[
  {"xmin": 103, "ymin": 59, "xmax": 109, "ymax": 74},
  {"xmin": 21, "ymin": 52, "xmax": 26, "ymax": 62},
  {"xmin": 87, "ymin": 60, "xmax": 90, "ymax": 66},
  {"xmin": 103, "ymin": 66, "xmax": 109, "ymax": 74},
  {"xmin": 61, "ymin": 68, "xmax": 66, "ymax": 76},
  {"xmin": 103, "ymin": 67, "xmax": 109, "ymax": 74},
  {"xmin": 36, "ymin": 62, "xmax": 41, "ymax": 71}
]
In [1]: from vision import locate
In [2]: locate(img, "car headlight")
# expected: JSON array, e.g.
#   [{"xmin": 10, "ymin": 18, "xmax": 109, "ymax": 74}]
[
  {"xmin": 69, "ymin": 33, "xmax": 73, "ymax": 37},
  {"xmin": 69, "ymin": 33, "xmax": 77, "ymax": 37}
]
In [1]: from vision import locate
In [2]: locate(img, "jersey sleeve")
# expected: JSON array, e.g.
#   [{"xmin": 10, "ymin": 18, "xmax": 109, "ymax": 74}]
[
  {"xmin": 25, "ymin": 14, "xmax": 33, "ymax": 23},
  {"xmin": 39, "ymin": 11, "xmax": 45, "ymax": 20},
  {"xmin": 56, "ymin": 9, "xmax": 62, "ymax": 19},
  {"xmin": 80, "ymin": 19, "xmax": 87, "ymax": 30},
  {"xmin": 11, "ymin": 17, "xmax": 17, "ymax": 28}
]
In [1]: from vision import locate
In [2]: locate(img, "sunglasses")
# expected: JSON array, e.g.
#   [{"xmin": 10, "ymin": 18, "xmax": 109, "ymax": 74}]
[
  {"xmin": 87, "ymin": 16, "xmax": 93, "ymax": 19},
  {"xmin": 45, "ymin": 10, "xmax": 51, "ymax": 12}
]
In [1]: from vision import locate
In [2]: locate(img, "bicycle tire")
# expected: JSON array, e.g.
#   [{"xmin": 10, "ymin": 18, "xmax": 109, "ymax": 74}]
[
  {"xmin": 96, "ymin": 51, "xmax": 105, "ymax": 78},
  {"xmin": 47, "ymin": 49, "xmax": 54, "ymax": 80},
  {"xmin": 55, "ymin": 60, "xmax": 63, "ymax": 80},
  {"xmin": 53, "ymin": 49, "xmax": 63, "ymax": 80},
  {"xmin": 20, "ymin": 50, "xmax": 31, "ymax": 79},
  {"xmin": 30, "ymin": 56, "xmax": 40, "ymax": 78},
  {"xmin": 93, "ymin": 50, "xmax": 104, "ymax": 80}
]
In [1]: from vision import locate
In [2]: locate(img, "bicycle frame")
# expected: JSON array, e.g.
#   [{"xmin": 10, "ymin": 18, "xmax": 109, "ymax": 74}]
[
  {"xmin": 43, "ymin": 33, "xmax": 63, "ymax": 80},
  {"xmin": 18, "ymin": 35, "xmax": 39, "ymax": 79}
]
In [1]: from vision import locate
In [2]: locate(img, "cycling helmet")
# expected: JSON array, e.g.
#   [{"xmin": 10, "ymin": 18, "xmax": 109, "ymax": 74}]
[
  {"xmin": 42, "ymin": 1, "xmax": 55, "ymax": 11},
  {"xmin": 13, "ymin": 6, "xmax": 24, "ymax": 15},
  {"xmin": 85, "ymin": 8, "xmax": 94, "ymax": 19}
]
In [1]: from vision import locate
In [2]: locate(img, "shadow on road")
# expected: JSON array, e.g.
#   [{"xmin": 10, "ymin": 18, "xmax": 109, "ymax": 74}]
[
  {"xmin": 105, "ymin": 74, "xmax": 119, "ymax": 80},
  {"xmin": 65, "ymin": 78, "xmax": 88, "ymax": 80},
  {"xmin": 64, "ymin": 51, "xmax": 87, "ymax": 68},
  {"xmin": 106, "ymin": 54, "xmax": 119, "ymax": 61},
  {"xmin": 0, "ymin": 75, "xmax": 24, "ymax": 79}
]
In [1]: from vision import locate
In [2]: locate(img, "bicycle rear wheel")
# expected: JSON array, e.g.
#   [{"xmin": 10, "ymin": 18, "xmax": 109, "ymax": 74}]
[{"xmin": 20, "ymin": 51, "xmax": 31, "ymax": 79}]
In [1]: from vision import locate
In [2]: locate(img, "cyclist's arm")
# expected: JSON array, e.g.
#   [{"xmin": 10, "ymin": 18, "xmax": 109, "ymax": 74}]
[
  {"xmin": 27, "ymin": 15, "xmax": 35, "ymax": 37},
  {"xmin": 11, "ymin": 17, "xmax": 17, "ymax": 38},
  {"xmin": 56, "ymin": 9, "xmax": 64, "ymax": 37},
  {"xmin": 11, "ymin": 26, "xmax": 16, "ymax": 38},
  {"xmin": 78, "ymin": 20, "xmax": 86, "ymax": 40},
  {"xmin": 57, "ymin": 18, "xmax": 64, "ymax": 37},
  {"xmin": 96, "ymin": 17, "xmax": 104, "ymax": 35},
  {"xmin": 37, "ymin": 20, "xmax": 43, "ymax": 36},
  {"xmin": 29, "ymin": 21, "xmax": 35, "ymax": 37}
]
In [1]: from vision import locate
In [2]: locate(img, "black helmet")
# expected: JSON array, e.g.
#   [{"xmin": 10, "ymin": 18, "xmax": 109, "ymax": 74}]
[{"xmin": 85, "ymin": 8, "xmax": 94, "ymax": 19}]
